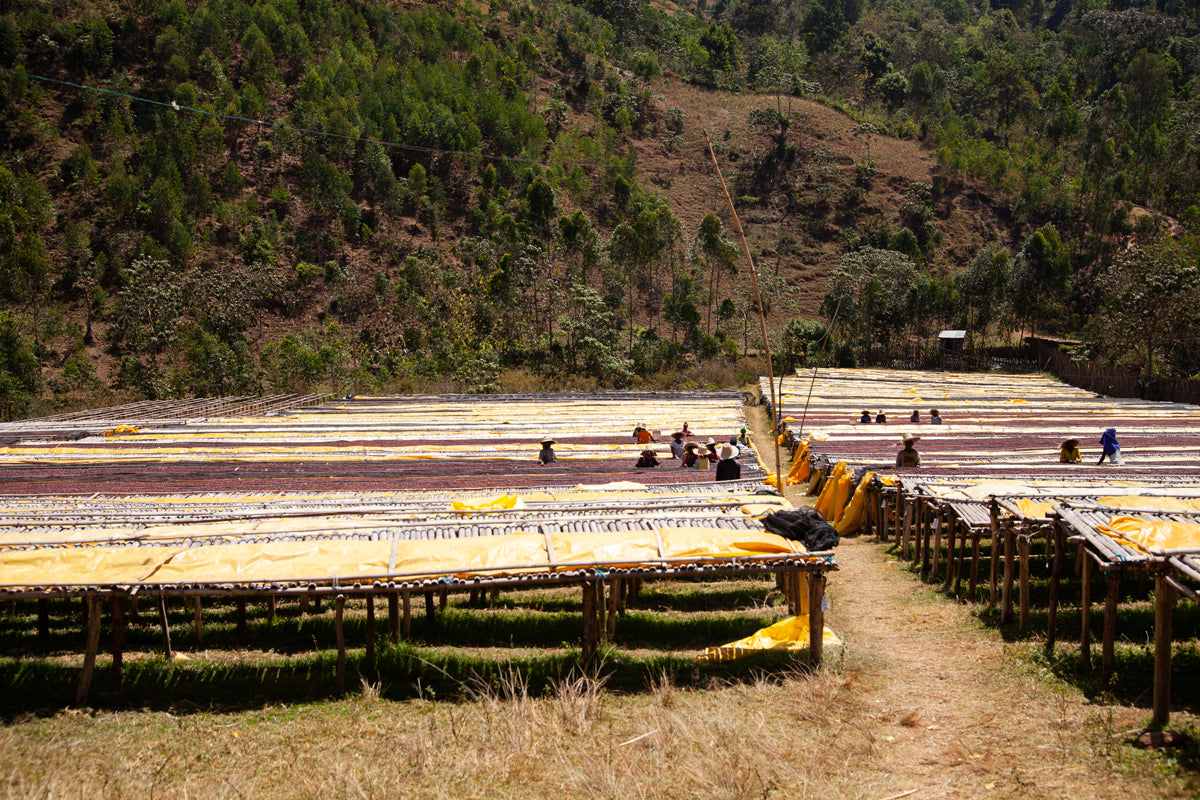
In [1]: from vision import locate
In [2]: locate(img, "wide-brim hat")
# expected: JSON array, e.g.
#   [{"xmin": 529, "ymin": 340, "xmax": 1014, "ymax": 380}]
[
  {"xmin": 901, "ymin": 434, "xmax": 921, "ymax": 446},
  {"xmin": 541, "ymin": 437, "xmax": 556, "ymax": 445},
  {"xmin": 684, "ymin": 442, "xmax": 699, "ymax": 451},
  {"xmin": 641, "ymin": 448, "xmax": 657, "ymax": 457},
  {"xmin": 704, "ymin": 438, "xmax": 716, "ymax": 446},
  {"xmin": 1061, "ymin": 438, "xmax": 1079, "ymax": 448},
  {"xmin": 718, "ymin": 443, "xmax": 738, "ymax": 460},
  {"xmin": 672, "ymin": 431, "xmax": 684, "ymax": 438}
]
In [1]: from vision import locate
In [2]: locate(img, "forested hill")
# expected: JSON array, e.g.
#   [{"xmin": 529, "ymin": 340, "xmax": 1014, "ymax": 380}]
[{"xmin": 1, "ymin": 0, "xmax": 1198, "ymax": 418}]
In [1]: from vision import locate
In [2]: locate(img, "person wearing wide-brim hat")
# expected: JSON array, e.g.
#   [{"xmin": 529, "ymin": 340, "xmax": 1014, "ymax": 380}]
[
  {"xmin": 1059, "ymin": 438, "xmax": 1082, "ymax": 463},
  {"xmin": 668, "ymin": 430, "xmax": 687, "ymax": 460},
  {"xmin": 680, "ymin": 441, "xmax": 700, "ymax": 468},
  {"xmin": 715, "ymin": 443, "xmax": 741, "ymax": 482},
  {"xmin": 538, "ymin": 437, "xmax": 557, "ymax": 465},
  {"xmin": 635, "ymin": 447, "xmax": 660, "ymax": 469},
  {"xmin": 896, "ymin": 434, "xmax": 921, "ymax": 468}
]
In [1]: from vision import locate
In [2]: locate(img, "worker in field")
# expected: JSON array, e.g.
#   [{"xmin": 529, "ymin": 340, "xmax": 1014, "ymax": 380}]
[
  {"xmin": 680, "ymin": 442, "xmax": 700, "ymax": 468},
  {"xmin": 910, "ymin": 409, "xmax": 921, "ymax": 423},
  {"xmin": 1059, "ymin": 438, "xmax": 1082, "ymax": 463},
  {"xmin": 929, "ymin": 409, "xmax": 942, "ymax": 424},
  {"xmin": 537, "ymin": 437, "xmax": 557, "ymax": 464},
  {"xmin": 669, "ymin": 430, "xmax": 687, "ymax": 459},
  {"xmin": 1097, "ymin": 428, "xmax": 1123, "ymax": 465},
  {"xmin": 895, "ymin": 435, "xmax": 921, "ymax": 468},
  {"xmin": 860, "ymin": 410, "xmax": 872, "ymax": 423},
  {"xmin": 715, "ymin": 443, "xmax": 741, "ymax": 481},
  {"xmin": 633, "ymin": 424, "xmax": 656, "ymax": 445},
  {"xmin": 635, "ymin": 447, "xmax": 661, "ymax": 468}
]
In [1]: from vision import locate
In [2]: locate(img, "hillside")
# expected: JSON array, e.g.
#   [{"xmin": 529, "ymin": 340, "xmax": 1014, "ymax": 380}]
[{"xmin": 1, "ymin": 0, "xmax": 1198, "ymax": 416}]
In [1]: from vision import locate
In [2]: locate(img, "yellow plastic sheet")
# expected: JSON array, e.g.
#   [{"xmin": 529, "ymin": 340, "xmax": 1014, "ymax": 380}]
[
  {"xmin": 1097, "ymin": 496, "xmax": 1200, "ymax": 513},
  {"xmin": 451, "ymin": 494, "xmax": 525, "ymax": 512},
  {"xmin": 814, "ymin": 461, "xmax": 847, "ymax": 519},
  {"xmin": 697, "ymin": 614, "xmax": 843, "ymax": 662},
  {"xmin": 0, "ymin": 527, "xmax": 807, "ymax": 589},
  {"xmin": 786, "ymin": 441, "xmax": 811, "ymax": 486},
  {"xmin": 836, "ymin": 471, "xmax": 876, "ymax": 536},
  {"xmin": 1098, "ymin": 516, "xmax": 1200, "ymax": 554},
  {"xmin": 1010, "ymin": 498, "xmax": 1055, "ymax": 519}
]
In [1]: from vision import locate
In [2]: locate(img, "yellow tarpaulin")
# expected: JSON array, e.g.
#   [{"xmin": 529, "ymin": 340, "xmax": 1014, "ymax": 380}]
[
  {"xmin": 0, "ymin": 527, "xmax": 809, "ymax": 589},
  {"xmin": 1097, "ymin": 496, "xmax": 1200, "ymax": 513},
  {"xmin": 1010, "ymin": 498, "xmax": 1055, "ymax": 519},
  {"xmin": 836, "ymin": 471, "xmax": 876, "ymax": 536},
  {"xmin": 697, "ymin": 614, "xmax": 842, "ymax": 662},
  {"xmin": 1098, "ymin": 516, "xmax": 1200, "ymax": 554}
]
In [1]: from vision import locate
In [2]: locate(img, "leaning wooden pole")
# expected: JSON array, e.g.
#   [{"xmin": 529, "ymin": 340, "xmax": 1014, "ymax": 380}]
[{"xmin": 704, "ymin": 130, "xmax": 782, "ymax": 491}]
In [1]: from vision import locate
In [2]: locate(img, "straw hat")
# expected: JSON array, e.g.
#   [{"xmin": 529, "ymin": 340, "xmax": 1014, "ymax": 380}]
[
  {"xmin": 931, "ymin": 409, "xmax": 940, "ymax": 415},
  {"xmin": 901, "ymin": 434, "xmax": 921, "ymax": 446},
  {"xmin": 704, "ymin": 438, "xmax": 716, "ymax": 446},
  {"xmin": 684, "ymin": 442, "xmax": 699, "ymax": 451},
  {"xmin": 718, "ymin": 443, "xmax": 737, "ymax": 460},
  {"xmin": 671, "ymin": 430, "xmax": 684, "ymax": 438},
  {"xmin": 541, "ymin": 437, "xmax": 556, "ymax": 445},
  {"xmin": 1061, "ymin": 438, "xmax": 1079, "ymax": 449},
  {"xmin": 641, "ymin": 448, "xmax": 657, "ymax": 458}
]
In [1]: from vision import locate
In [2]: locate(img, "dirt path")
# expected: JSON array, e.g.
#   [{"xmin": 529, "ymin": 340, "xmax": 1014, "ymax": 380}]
[{"xmin": 796, "ymin": 517, "xmax": 1195, "ymax": 798}]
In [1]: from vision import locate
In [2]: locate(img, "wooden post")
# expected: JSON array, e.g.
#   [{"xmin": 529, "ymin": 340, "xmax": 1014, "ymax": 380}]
[
  {"xmin": 75, "ymin": 596, "xmax": 103, "ymax": 706},
  {"xmin": 1046, "ymin": 526, "xmax": 1065, "ymax": 652},
  {"xmin": 110, "ymin": 595, "xmax": 126, "ymax": 687},
  {"xmin": 921, "ymin": 509, "xmax": 934, "ymax": 577},
  {"xmin": 236, "ymin": 597, "xmax": 247, "ymax": 635},
  {"xmin": 596, "ymin": 580, "xmax": 607, "ymax": 641},
  {"xmin": 931, "ymin": 514, "xmax": 943, "ymax": 583},
  {"xmin": 1018, "ymin": 534, "xmax": 1031, "ymax": 633},
  {"xmin": 989, "ymin": 500, "xmax": 1000, "ymax": 606},
  {"xmin": 365, "ymin": 594, "xmax": 376, "ymax": 673},
  {"xmin": 581, "ymin": 577, "xmax": 598, "ymax": 671},
  {"xmin": 606, "ymin": 579, "xmax": 620, "ymax": 641},
  {"xmin": 969, "ymin": 531, "xmax": 981, "ymax": 602},
  {"xmin": 157, "ymin": 594, "xmax": 173, "ymax": 659},
  {"xmin": 192, "ymin": 597, "xmax": 203, "ymax": 647},
  {"xmin": 955, "ymin": 517, "xmax": 968, "ymax": 597},
  {"xmin": 943, "ymin": 515, "xmax": 958, "ymax": 591},
  {"xmin": 808, "ymin": 571, "xmax": 827, "ymax": 666},
  {"xmin": 1001, "ymin": 526, "xmax": 1016, "ymax": 624},
  {"xmin": 299, "ymin": 595, "xmax": 310, "ymax": 615},
  {"xmin": 1080, "ymin": 546, "xmax": 1092, "ymax": 673},
  {"xmin": 439, "ymin": 588, "xmax": 448, "ymax": 610},
  {"xmin": 1101, "ymin": 571, "xmax": 1121, "ymax": 690},
  {"xmin": 334, "ymin": 594, "xmax": 346, "ymax": 696},
  {"xmin": 388, "ymin": 594, "xmax": 399, "ymax": 640},
  {"xmin": 1152, "ymin": 573, "xmax": 1175, "ymax": 728},
  {"xmin": 37, "ymin": 598, "xmax": 49, "ymax": 640},
  {"xmin": 267, "ymin": 594, "xmax": 276, "ymax": 622},
  {"xmin": 901, "ymin": 502, "xmax": 913, "ymax": 561},
  {"xmin": 424, "ymin": 591, "xmax": 436, "ymax": 622},
  {"xmin": 402, "ymin": 592, "xmax": 412, "ymax": 638}
]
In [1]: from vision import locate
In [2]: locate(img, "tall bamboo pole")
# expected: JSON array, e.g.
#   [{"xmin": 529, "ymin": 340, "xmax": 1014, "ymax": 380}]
[{"xmin": 704, "ymin": 130, "xmax": 782, "ymax": 491}]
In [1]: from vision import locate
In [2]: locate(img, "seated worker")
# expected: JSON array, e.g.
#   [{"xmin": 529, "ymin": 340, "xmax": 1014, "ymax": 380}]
[
  {"xmin": 860, "ymin": 410, "xmax": 872, "ymax": 423},
  {"xmin": 635, "ymin": 447, "xmax": 660, "ymax": 468},
  {"xmin": 680, "ymin": 442, "xmax": 700, "ymax": 468},
  {"xmin": 633, "ymin": 424, "xmax": 656, "ymax": 445},
  {"xmin": 895, "ymin": 435, "xmax": 921, "ymax": 468},
  {"xmin": 538, "ymin": 437, "xmax": 557, "ymax": 464},
  {"xmin": 1059, "ymin": 438, "xmax": 1082, "ymax": 463},
  {"xmin": 1098, "ymin": 428, "xmax": 1123, "ymax": 465},
  {"xmin": 910, "ymin": 409, "xmax": 921, "ymax": 423},
  {"xmin": 738, "ymin": 426, "xmax": 751, "ymax": 446},
  {"xmin": 669, "ymin": 431, "xmax": 687, "ymax": 459},
  {"xmin": 875, "ymin": 411, "xmax": 887, "ymax": 424},
  {"xmin": 696, "ymin": 442, "xmax": 713, "ymax": 470},
  {"xmin": 715, "ymin": 443, "xmax": 741, "ymax": 481},
  {"xmin": 729, "ymin": 435, "xmax": 747, "ymax": 454},
  {"xmin": 929, "ymin": 409, "xmax": 942, "ymax": 425}
]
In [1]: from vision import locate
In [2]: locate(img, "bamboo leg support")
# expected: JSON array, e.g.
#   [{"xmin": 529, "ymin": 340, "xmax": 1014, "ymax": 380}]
[
  {"xmin": 921, "ymin": 510, "xmax": 934, "ymax": 577},
  {"xmin": 267, "ymin": 594, "xmax": 277, "ymax": 622},
  {"xmin": 236, "ymin": 598, "xmax": 247, "ymax": 635},
  {"xmin": 1001, "ymin": 527, "xmax": 1016, "ymax": 625},
  {"xmin": 388, "ymin": 594, "xmax": 399, "ymax": 640},
  {"xmin": 334, "ymin": 595, "xmax": 346, "ymax": 696},
  {"xmin": 192, "ymin": 597, "xmax": 203, "ymax": 647},
  {"xmin": 596, "ymin": 580, "xmax": 606, "ymax": 641},
  {"xmin": 931, "ymin": 517, "xmax": 942, "ymax": 584},
  {"xmin": 157, "ymin": 594, "xmax": 173, "ymax": 659},
  {"xmin": 943, "ymin": 516, "xmax": 957, "ymax": 591},
  {"xmin": 1152, "ymin": 573, "xmax": 1175, "ymax": 728},
  {"xmin": 439, "ymin": 588, "xmax": 448, "ymax": 611},
  {"xmin": 1046, "ymin": 528, "xmax": 1065, "ymax": 652},
  {"xmin": 1101, "ymin": 571, "xmax": 1121, "ymax": 691},
  {"xmin": 989, "ymin": 500, "xmax": 1000, "ymax": 607},
  {"xmin": 1018, "ymin": 535, "xmax": 1031, "ymax": 632},
  {"xmin": 424, "ymin": 591, "xmax": 436, "ymax": 622},
  {"xmin": 1080, "ymin": 546, "xmax": 1092, "ymax": 673},
  {"xmin": 402, "ymin": 592, "xmax": 412, "ymax": 639},
  {"xmin": 969, "ymin": 532, "xmax": 981, "ymax": 601},
  {"xmin": 606, "ymin": 579, "xmax": 620, "ymax": 641},
  {"xmin": 955, "ymin": 518, "xmax": 968, "ymax": 597},
  {"xmin": 76, "ymin": 596, "xmax": 103, "ymax": 706}
]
